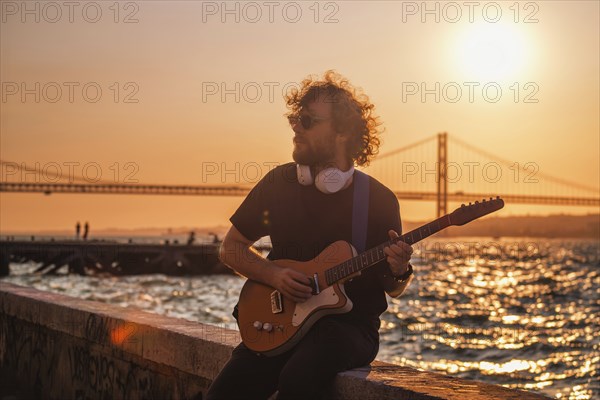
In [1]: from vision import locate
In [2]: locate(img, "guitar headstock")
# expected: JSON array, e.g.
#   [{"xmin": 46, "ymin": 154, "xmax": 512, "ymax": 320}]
[{"xmin": 449, "ymin": 196, "xmax": 504, "ymax": 226}]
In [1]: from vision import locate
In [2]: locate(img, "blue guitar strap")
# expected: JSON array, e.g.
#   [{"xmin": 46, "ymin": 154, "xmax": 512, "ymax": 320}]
[{"xmin": 352, "ymin": 170, "xmax": 370, "ymax": 253}]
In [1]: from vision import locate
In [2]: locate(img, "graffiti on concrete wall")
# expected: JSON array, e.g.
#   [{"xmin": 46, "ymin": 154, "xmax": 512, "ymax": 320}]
[{"xmin": 0, "ymin": 311, "xmax": 207, "ymax": 399}]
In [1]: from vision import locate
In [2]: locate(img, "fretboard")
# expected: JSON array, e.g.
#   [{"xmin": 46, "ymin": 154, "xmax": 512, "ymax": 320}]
[{"xmin": 324, "ymin": 214, "xmax": 451, "ymax": 285}]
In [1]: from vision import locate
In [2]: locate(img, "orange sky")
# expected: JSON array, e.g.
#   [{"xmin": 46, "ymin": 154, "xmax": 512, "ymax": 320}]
[{"xmin": 1, "ymin": 1, "xmax": 599, "ymax": 233}]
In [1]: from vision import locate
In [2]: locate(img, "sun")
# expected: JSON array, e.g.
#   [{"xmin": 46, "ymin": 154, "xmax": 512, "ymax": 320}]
[{"xmin": 456, "ymin": 22, "xmax": 529, "ymax": 82}]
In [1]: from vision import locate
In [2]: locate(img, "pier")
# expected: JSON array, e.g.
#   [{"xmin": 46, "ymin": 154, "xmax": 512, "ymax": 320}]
[{"xmin": 0, "ymin": 240, "xmax": 232, "ymax": 277}]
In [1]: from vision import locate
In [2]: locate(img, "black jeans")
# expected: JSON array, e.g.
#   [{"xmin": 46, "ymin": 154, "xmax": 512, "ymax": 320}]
[{"xmin": 206, "ymin": 317, "xmax": 379, "ymax": 400}]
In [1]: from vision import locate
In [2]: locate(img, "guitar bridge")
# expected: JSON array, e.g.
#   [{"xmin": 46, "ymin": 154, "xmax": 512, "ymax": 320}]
[{"xmin": 270, "ymin": 290, "xmax": 283, "ymax": 314}]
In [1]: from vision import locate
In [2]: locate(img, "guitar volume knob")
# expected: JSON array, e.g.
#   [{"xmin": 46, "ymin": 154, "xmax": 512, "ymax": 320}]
[
  {"xmin": 263, "ymin": 323, "xmax": 273, "ymax": 332},
  {"xmin": 253, "ymin": 321, "xmax": 263, "ymax": 330}
]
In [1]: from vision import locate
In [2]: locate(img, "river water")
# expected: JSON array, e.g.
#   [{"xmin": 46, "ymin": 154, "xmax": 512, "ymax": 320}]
[{"xmin": 3, "ymin": 237, "xmax": 598, "ymax": 399}]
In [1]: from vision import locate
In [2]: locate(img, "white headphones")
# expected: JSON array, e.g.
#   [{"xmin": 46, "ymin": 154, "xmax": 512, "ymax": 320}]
[{"xmin": 296, "ymin": 164, "xmax": 355, "ymax": 194}]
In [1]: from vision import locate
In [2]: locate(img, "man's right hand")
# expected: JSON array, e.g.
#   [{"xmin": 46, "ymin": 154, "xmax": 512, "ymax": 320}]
[
  {"xmin": 220, "ymin": 226, "xmax": 313, "ymax": 303},
  {"xmin": 270, "ymin": 267, "xmax": 313, "ymax": 303}
]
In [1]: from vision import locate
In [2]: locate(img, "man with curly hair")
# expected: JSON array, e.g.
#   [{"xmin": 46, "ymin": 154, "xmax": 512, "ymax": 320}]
[{"xmin": 206, "ymin": 71, "xmax": 414, "ymax": 400}]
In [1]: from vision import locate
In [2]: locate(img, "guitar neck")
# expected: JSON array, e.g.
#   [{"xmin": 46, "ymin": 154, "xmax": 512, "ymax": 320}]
[{"xmin": 324, "ymin": 214, "xmax": 451, "ymax": 285}]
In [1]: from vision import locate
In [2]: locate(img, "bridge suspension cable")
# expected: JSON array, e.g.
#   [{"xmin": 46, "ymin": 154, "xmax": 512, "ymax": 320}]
[
  {"xmin": 449, "ymin": 137, "xmax": 600, "ymax": 195},
  {"xmin": 375, "ymin": 135, "xmax": 437, "ymax": 160}
]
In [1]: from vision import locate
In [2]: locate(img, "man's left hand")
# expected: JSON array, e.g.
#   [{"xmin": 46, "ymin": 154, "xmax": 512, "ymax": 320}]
[{"xmin": 383, "ymin": 230, "xmax": 413, "ymax": 277}]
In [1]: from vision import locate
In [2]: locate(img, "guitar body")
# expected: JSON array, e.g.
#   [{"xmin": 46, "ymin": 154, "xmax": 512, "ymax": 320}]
[{"xmin": 237, "ymin": 240, "xmax": 357, "ymax": 356}]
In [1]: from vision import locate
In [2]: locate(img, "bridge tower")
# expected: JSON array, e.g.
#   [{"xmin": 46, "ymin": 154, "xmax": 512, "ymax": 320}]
[{"xmin": 437, "ymin": 132, "xmax": 448, "ymax": 218}]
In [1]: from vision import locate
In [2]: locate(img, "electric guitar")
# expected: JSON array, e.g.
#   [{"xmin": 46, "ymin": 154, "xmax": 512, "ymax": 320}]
[{"xmin": 237, "ymin": 197, "xmax": 504, "ymax": 356}]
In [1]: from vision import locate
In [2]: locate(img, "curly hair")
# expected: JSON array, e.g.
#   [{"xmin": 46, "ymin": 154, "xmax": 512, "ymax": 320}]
[{"xmin": 284, "ymin": 70, "xmax": 383, "ymax": 167}]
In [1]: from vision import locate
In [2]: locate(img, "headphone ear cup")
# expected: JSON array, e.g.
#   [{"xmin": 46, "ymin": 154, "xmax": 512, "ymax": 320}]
[
  {"xmin": 296, "ymin": 164, "xmax": 313, "ymax": 186},
  {"xmin": 314, "ymin": 166, "xmax": 355, "ymax": 194}
]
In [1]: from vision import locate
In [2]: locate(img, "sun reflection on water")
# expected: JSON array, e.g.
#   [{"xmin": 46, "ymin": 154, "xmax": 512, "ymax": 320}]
[{"xmin": 382, "ymin": 238, "xmax": 599, "ymax": 399}]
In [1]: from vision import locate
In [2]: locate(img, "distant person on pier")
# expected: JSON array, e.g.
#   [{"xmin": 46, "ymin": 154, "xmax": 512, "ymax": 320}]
[
  {"xmin": 187, "ymin": 231, "xmax": 196, "ymax": 245},
  {"xmin": 206, "ymin": 71, "xmax": 414, "ymax": 400},
  {"xmin": 75, "ymin": 221, "xmax": 81, "ymax": 240},
  {"xmin": 82, "ymin": 222, "xmax": 89, "ymax": 241}
]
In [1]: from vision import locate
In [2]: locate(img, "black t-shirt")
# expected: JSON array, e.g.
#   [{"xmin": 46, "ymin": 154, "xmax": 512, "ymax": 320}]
[{"xmin": 230, "ymin": 162, "xmax": 402, "ymax": 335}]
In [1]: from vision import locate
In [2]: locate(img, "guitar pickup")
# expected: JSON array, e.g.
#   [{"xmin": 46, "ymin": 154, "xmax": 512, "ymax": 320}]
[
  {"xmin": 270, "ymin": 290, "xmax": 283, "ymax": 314},
  {"xmin": 308, "ymin": 273, "xmax": 320, "ymax": 295}
]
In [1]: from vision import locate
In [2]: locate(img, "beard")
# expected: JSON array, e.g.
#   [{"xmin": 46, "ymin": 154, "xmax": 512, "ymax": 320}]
[{"xmin": 292, "ymin": 135, "xmax": 337, "ymax": 166}]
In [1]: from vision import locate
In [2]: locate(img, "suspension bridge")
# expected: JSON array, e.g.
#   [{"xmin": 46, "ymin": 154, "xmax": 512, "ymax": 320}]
[{"xmin": 1, "ymin": 133, "xmax": 599, "ymax": 218}]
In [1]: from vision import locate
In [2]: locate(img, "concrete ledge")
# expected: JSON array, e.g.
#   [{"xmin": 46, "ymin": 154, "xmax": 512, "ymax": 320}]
[{"xmin": 0, "ymin": 282, "xmax": 549, "ymax": 399}]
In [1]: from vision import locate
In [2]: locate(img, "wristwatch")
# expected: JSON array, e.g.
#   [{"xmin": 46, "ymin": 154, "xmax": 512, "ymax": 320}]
[{"xmin": 393, "ymin": 263, "xmax": 413, "ymax": 282}]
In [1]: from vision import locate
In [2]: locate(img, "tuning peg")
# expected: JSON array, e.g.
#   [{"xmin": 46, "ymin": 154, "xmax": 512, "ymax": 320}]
[
  {"xmin": 475, "ymin": 200, "xmax": 479, "ymax": 204},
  {"xmin": 489, "ymin": 197, "xmax": 493, "ymax": 201},
  {"xmin": 496, "ymin": 196, "xmax": 500, "ymax": 199},
  {"xmin": 469, "ymin": 202, "xmax": 472, "ymax": 206},
  {"xmin": 482, "ymin": 199, "xmax": 486, "ymax": 202},
  {"xmin": 461, "ymin": 203, "xmax": 465, "ymax": 207}
]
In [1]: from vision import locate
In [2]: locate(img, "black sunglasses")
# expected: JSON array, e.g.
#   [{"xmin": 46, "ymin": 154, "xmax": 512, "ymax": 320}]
[{"xmin": 287, "ymin": 114, "xmax": 330, "ymax": 130}]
